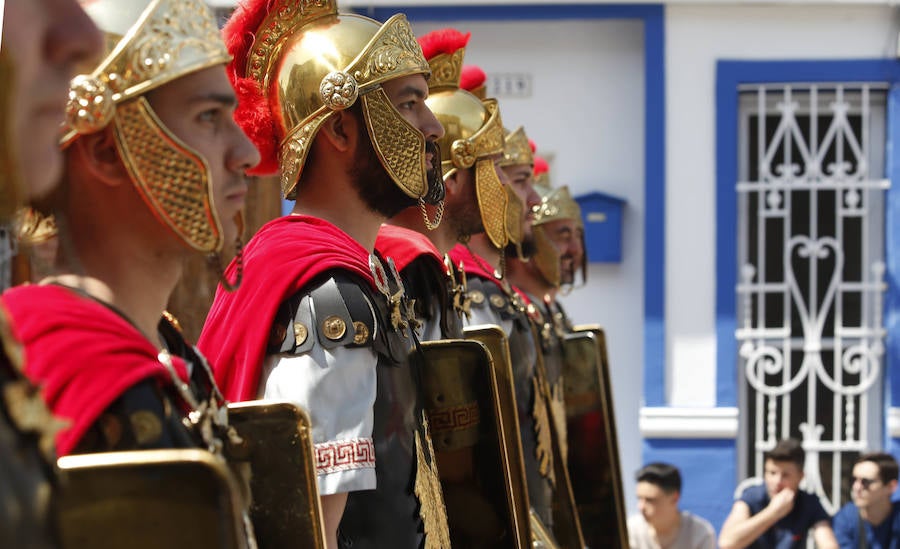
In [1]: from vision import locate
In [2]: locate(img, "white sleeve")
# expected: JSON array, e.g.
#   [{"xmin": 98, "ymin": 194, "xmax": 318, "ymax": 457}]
[
  {"xmin": 259, "ymin": 343, "xmax": 378, "ymax": 496},
  {"xmin": 464, "ymin": 302, "xmax": 514, "ymax": 337}
]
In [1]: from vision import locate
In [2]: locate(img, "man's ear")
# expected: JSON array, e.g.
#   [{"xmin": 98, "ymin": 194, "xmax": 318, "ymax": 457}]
[
  {"xmin": 318, "ymin": 110, "xmax": 357, "ymax": 153},
  {"xmin": 889, "ymin": 479, "xmax": 898, "ymax": 493},
  {"xmin": 443, "ymin": 171, "xmax": 462, "ymax": 197},
  {"xmin": 70, "ymin": 126, "xmax": 128, "ymax": 187}
]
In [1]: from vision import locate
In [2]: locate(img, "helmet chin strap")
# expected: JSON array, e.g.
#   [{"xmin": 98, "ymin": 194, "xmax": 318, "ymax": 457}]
[{"xmin": 418, "ymin": 197, "xmax": 444, "ymax": 231}]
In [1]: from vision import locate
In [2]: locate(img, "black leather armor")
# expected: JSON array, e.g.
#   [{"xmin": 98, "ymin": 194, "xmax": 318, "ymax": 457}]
[
  {"xmin": 269, "ymin": 270, "xmax": 445, "ymax": 549},
  {"xmin": 465, "ymin": 276, "xmax": 553, "ymax": 529},
  {"xmin": 0, "ymin": 343, "xmax": 58, "ymax": 549}
]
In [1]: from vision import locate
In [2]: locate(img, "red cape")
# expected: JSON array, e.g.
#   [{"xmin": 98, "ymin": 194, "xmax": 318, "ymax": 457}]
[
  {"xmin": 1, "ymin": 285, "xmax": 190, "ymax": 456},
  {"xmin": 448, "ymin": 244, "xmax": 535, "ymax": 305},
  {"xmin": 198, "ymin": 216, "xmax": 373, "ymax": 402},
  {"xmin": 448, "ymin": 244, "xmax": 506, "ymax": 292},
  {"xmin": 375, "ymin": 224, "xmax": 443, "ymax": 272}
]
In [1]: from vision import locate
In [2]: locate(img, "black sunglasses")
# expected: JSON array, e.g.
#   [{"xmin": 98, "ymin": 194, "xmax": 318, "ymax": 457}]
[{"xmin": 853, "ymin": 476, "xmax": 881, "ymax": 490}]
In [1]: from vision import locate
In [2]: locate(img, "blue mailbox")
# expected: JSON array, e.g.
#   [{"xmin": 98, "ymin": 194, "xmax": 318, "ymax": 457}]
[{"xmin": 575, "ymin": 191, "xmax": 626, "ymax": 263}]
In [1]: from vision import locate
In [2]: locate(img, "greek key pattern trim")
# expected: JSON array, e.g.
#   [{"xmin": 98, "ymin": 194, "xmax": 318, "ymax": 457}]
[
  {"xmin": 315, "ymin": 437, "xmax": 375, "ymax": 475},
  {"xmin": 427, "ymin": 402, "xmax": 480, "ymax": 434}
]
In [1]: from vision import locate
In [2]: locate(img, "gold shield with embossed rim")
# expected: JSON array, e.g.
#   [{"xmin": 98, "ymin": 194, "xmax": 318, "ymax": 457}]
[
  {"xmin": 562, "ymin": 326, "xmax": 628, "ymax": 549},
  {"xmin": 461, "ymin": 326, "xmax": 532, "ymax": 548},
  {"xmin": 57, "ymin": 449, "xmax": 250, "ymax": 548},
  {"xmin": 225, "ymin": 400, "xmax": 326, "ymax": 549}
]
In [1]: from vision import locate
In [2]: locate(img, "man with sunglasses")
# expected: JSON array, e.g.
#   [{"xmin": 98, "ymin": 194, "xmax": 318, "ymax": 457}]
[{"xmin": 833, "ymin": 452, "xmax": 900, "ymax": 549}]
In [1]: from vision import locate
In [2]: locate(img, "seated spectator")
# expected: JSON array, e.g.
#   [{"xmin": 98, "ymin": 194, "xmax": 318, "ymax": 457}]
[
  {"xmin": 627, "ymin": 462, "xmax": 716, "ymax": 549},
  {"xmin": 719, "ymin": 439, "xmax": 838, "ymax": 549},
  {"xmin": 832, "ymin": 452, "xmax": 900, "ymax": 549}
]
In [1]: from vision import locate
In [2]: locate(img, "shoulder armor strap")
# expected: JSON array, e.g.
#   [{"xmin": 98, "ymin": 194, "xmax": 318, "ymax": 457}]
[
  {"xmin": 267, "ymin": 274, "xmax": 377, "ymax": 356},
  {"xmin": 469, "ymin": 279, "xmax": 517, "ymax": 320},
  {"xmin": 333, "ymin": 276, "xmax": 376, "ymax": 349},
  {"xmin": 309, "ymin": 278, "xmax": 357, "ymax": 350}
]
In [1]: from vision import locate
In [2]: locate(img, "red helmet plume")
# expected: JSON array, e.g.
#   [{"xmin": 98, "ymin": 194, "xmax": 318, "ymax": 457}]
[
  {"xmin": 222, "ymin": 0, "xmax": 282, "ymax": 176},
  {"xmin": 534, "ymin": 155, "xmax": 550, "ymax": 177},
  {"xmin": 417, "ymin": 28, "xmax": 470, "ymax": 61},
  {"xmin": 460, "ymin": 65, "xmax": 486, "ymax": 94}
]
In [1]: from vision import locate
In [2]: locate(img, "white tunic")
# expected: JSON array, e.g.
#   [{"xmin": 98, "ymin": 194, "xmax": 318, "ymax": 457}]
[{"xmin": 259, "ymin": 343, "xmax": 377, "ymax": 496}]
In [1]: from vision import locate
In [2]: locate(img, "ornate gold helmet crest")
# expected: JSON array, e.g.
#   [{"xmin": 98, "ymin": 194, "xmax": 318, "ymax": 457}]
[
  {"xmin": 229, "ymin": 0, "xmax": 432, "ymax": 201},
  {"xmin": 62, "ymin": 0, "xmax": 231, "ymax": 254},
  {"xmin": 533, "ymin": 186, "xmax": 583, "ymax": 229},
  {"xmin": 499, "ymin": 127, "xmax": 534, "ymax": 169}
]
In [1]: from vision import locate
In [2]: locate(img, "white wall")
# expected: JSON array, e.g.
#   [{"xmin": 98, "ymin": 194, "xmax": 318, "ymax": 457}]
[
  {"xmin": 664, "ymin": 4, "xmax": 899, "ymax": 407},
  {"xmin": 407, "ymin": 17, "xmax": 648, "ymax": 510}
]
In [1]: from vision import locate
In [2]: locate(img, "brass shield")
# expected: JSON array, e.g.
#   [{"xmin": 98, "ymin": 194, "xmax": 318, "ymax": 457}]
[
  {"xmin": 225, "ymin": 400, "xmax": 326, "ymax": 549},
  {"xmin": 428, "ymin": 330, "xmax": 529, "ymax": 549},
  {"xmin": 57, "ymin": 449, "xmax": 249, "ymax": 549},
  {"xmin": 562, "ymin": 325, "xmax": 628, "ymax": 549},
  {"xmin": 531, "ymin": 325, "xmax": 585, "ymax": 549},
  {"xmin": 529, "ymin": 509, "xmax": 560, "ymax": 549}
]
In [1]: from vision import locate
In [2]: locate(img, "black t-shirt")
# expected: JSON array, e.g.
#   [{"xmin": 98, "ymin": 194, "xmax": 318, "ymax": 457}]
[{"xmin": 740, "ymin": 484, "xmax": 830, "ymax": 549}]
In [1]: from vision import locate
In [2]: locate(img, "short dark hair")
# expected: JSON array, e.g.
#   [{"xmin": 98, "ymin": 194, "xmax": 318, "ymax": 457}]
[
  {"xmin": 636, "ymin": 462, "xmax": 682, "ymax": 494},
  {"xmin": 856, "ymin": 452, "xmax": 899, "ymax": 483},
  {"xmin": 764, "ymin": 439, "xmax": 805, "ymax": 469}
]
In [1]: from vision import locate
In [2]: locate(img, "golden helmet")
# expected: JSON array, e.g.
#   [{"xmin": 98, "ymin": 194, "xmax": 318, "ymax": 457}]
[
  {"xmin": 532, "ymin": 185, "xmax": 586, "ymax": 288},
  {"xmin": 499, "ymin": 126, "xmax": 535, "ymax": 251},
  {"xmin": 421, "ymin": 29, "xmax": 507, "ymax": 249},
  {"xmin": 62, "ymin": 0, "xmax": 231, "ymax": 254},
  {"xmin": 225, "ymin": 0, "xmax": 434, "ymax": 203},
  {"xmin": 499, "ymin": 127, "xmax": 534, "ymax": 169}
]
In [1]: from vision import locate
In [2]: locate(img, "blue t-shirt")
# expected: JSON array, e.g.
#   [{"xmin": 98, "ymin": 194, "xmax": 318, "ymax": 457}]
[
  {"xmin": 832, "ymin": 500, "xmax": 900, "ymax": 549},
  {"xmin": 740, "ymin": 484, "xmax": 830, "ymax": 549}
]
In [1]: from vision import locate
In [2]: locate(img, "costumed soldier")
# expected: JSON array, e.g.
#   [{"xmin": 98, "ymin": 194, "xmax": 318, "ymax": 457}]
[
  {"xmin": 505, "ymin": 154, "xmax": 580, "ymax": 461},
  {"xmin": 375, "ymin": 38, "xmax": 531, "ymax": 548},
  {"xmin": 197, "ymin": 1, "xmax": 451, "ymax": 547},
  {"xmin": 425, "ymin": 40, "xmax": 583, "ymax": 546},
  {"xmin": 0, "ymin": 1, "xmax": 261, "ymax": 544},
  {"xmin": 415, "ymin": 26, "xmax": 551, "ymax": 536},
  {"xmin": 529, "ymin": 158, "xmax": 630, "ymax": 548},
  {"xmin": 0, "ymin": 1, "xmax": 99, "ymax": 546}
]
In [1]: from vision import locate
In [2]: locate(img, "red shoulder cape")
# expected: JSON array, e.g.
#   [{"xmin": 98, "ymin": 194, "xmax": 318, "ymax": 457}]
[
  {"xmin": 448, "ymin": 244, "xmax": 534, "ymax": 304},
  {"xmin": 198, "ymin": 215, "xmax": 373, "ymax": 402},
  {"xmin": 375, "ymin": 224, "xmax": 443, "ymax": 272},
  {"xmin": 1, "ymin": 284, "xmax": 190, "ymax": 456},
  {"xmin": 448, "ymin": 243, "xmax": 506, "ymax": 291}
]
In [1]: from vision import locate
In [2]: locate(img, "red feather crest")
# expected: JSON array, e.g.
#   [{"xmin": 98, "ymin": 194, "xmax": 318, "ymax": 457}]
[
  {"xmin": 460, "ymin": 65, "xmax": 486, "ymax": 93},
  {"xmin": 417, "ymin": 28, "xmax": 471, "ymax": 61},
  {"xmin": 533, "ymin": 155, "xmax": 550, "ymax": 177},
  {"xmin": 222, "ymin": 0, "xmax": 282, "ymax": 175}
]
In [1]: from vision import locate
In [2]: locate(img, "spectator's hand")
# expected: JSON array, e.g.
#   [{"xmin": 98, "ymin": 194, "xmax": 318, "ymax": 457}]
[{"xmin": 768, "ymin": 488, "xmax": 796, "ymax": 519}]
